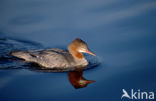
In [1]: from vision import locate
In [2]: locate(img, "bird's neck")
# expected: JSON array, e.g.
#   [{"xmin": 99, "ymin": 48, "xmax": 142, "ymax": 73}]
[{"xmin": 68, "ymin": 45, "xmax": 84, "ymax": 59}]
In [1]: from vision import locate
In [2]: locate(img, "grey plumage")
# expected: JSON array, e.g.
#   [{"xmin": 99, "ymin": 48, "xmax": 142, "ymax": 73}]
[{"xmin": 11, "ymin": 49, "xmax": 88, "ymax": 69}]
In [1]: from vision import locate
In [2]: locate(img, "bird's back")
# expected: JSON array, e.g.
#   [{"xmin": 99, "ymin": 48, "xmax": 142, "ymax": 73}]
[{"xmin": 11, "ymin": 49, "xmax": 75, "ymax": 68}]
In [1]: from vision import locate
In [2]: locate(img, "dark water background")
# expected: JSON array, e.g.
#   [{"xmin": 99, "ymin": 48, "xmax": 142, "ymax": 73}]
[{"xmin": 0, "ymin": 0, "xmax": 156, "ymax": 101}]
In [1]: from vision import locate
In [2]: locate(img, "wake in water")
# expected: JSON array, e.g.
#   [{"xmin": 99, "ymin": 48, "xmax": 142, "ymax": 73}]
[{"xmin": 0, "ymin": 37, "xmax": 43, "ymax": 69}]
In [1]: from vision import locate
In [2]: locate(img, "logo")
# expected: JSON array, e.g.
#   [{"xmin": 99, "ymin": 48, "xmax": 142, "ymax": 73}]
[{"xmin": 121, "ymin": 89, "xmax": 155, "ymax": 100}]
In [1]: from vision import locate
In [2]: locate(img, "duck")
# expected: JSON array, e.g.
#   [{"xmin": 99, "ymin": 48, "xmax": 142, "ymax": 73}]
[{"xmin": 10, "ymin": 38, "xmax": 96, "ymax": 69}]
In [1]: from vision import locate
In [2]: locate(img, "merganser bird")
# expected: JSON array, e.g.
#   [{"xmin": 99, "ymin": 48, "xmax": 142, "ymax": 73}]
[{"xmin": 10, "ymin": 38, "xmax": 96, "ymax": 69}]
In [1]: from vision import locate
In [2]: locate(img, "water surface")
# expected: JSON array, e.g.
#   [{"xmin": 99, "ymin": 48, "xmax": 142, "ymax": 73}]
[{"xmin": 0, "ymin": 0, "xmax": 156, "ymax": 101}]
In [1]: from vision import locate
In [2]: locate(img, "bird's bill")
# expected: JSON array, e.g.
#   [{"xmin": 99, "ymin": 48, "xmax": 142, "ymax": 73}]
[
  {"xmin": 86, "ymin": 80, "xmax": 96, "ymax": 83},
  {"xmin": 86, "ymin": 50, "xmax": 96, "ymax": 56}
]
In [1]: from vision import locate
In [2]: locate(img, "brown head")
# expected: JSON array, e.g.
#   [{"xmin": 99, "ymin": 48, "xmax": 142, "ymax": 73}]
[{"xmin": 68, "ymin": 38, "xmax": 96, "ymax": 59}]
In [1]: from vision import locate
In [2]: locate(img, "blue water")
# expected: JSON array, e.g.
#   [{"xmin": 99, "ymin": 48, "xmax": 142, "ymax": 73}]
[{"xmin": 0, "ymin": 0, "xmax": 156, "ymax": 101}]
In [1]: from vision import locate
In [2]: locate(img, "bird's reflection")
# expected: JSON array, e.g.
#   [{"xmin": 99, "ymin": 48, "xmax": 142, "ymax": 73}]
[
  {"xmin": 68, "ymin": 70, "xmax": 95, "ymax": 89},
  {"xmin": 11, "ymin": 63, "xmax": 96, "ymax": 89}
]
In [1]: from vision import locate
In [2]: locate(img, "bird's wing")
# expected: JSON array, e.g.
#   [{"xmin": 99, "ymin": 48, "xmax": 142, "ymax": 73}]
[{"xmin": 28, "ymin": 49, "xmax": 73, "ymax": 67}]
